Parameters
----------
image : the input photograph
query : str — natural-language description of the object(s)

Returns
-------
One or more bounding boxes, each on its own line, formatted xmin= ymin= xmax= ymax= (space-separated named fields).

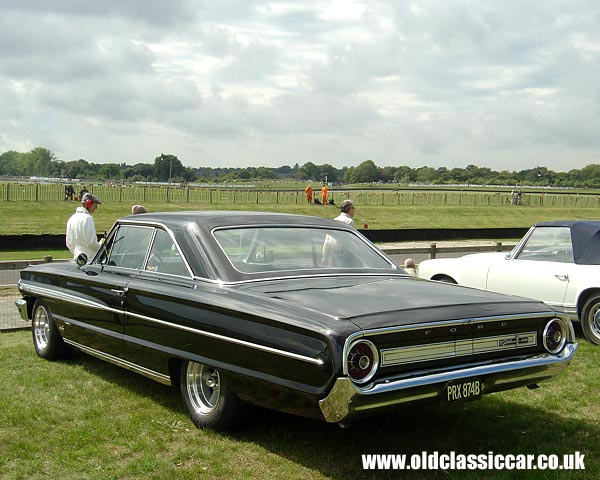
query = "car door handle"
xmin=554 ymin=274 xmax=569 ymax=281
xmin=111 ymin=288 xmax=127 ymax=296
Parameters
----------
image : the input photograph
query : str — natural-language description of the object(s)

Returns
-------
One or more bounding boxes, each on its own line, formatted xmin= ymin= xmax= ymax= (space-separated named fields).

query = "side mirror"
xmin=76 ymin=253 xmax=88 ymax=267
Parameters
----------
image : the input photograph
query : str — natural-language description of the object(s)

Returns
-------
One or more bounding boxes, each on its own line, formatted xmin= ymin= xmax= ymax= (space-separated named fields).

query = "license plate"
xmin=444 ymin=378 xmax=482 ymax=403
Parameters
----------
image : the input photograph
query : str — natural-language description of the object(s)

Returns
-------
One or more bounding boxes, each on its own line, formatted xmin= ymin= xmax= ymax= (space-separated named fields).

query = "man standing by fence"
xmin=66 ymin=193 xmax=102 ymax=262
xmin=321 ymin=183 xmax=328 ymax=205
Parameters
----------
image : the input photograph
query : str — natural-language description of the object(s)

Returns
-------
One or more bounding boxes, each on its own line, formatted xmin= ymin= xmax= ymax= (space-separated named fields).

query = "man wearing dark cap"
xmin=66 ymin=192 xmax=102 ymax=262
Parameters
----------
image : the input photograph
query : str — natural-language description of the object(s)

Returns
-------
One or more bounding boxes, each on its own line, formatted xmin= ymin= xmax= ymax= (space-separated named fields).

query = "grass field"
xmin=3 ymin=200 xmax=600 ymax=234
xmin=1 ymin=329 xmax=597 ymax=479
xmin=2 ymin=199 xmax=600 ymax=261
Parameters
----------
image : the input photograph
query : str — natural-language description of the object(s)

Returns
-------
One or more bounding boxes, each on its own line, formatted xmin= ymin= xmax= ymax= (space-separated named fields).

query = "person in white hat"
xmin=66 ymin=192 xmax=102 ymax=262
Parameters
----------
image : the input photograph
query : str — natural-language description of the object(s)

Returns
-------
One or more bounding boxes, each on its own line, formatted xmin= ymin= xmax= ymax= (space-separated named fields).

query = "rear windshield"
xmin=213 ymin=226 xmax=395 ymax=274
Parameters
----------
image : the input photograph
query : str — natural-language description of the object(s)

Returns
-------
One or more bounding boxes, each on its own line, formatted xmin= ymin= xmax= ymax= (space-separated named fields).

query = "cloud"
xmin=1 ymin=0 xmax=599 ymax=171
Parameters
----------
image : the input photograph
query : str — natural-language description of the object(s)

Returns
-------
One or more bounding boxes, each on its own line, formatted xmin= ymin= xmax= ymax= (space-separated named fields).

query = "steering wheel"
xmin=147 ymin=252 xmax=165 ymax=271
xmin=118 ymin=246 xmax=148 ymax=269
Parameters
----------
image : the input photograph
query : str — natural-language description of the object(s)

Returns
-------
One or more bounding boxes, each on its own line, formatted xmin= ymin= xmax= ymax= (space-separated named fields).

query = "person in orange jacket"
xmin=321 ymin=183 xmax=328 ymax=205
xmin=305 ymin=184 xmax=313 ymax=204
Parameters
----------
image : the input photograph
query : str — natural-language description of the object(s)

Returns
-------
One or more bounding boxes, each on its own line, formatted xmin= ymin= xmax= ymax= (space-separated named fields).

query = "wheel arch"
xmin=430 ymin=273 xmax=458 ymax=284
xmin=576 ymin=287 xmax=600 ymax=319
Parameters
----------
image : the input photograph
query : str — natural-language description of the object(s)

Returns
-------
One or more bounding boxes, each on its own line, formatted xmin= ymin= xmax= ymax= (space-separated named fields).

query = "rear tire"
xmin=180 ymin=360 xmax=247 ymax=431
xmin=31 ymin=300 xmax=70 ymax=360
xmin=581 ymin=294 xmax=600 ymax=345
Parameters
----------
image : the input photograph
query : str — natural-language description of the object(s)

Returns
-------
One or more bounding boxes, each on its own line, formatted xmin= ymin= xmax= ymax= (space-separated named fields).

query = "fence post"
xmin=430 ymin=243 xmax=437 ymax=259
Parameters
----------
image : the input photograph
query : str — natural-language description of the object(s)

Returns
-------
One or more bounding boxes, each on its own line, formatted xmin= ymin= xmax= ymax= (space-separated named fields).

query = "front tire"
xmin=31 ymin=300 xmax=70 ymax=360
xmin=581 ymin=294 xmax=600 ymax=345
xmin=180 ymin=360 xmax=246 ymax=431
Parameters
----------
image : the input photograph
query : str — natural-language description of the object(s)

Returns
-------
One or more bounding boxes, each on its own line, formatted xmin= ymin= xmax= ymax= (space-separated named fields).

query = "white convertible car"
xmin=418 ymin=221 xmax=600 ymax=345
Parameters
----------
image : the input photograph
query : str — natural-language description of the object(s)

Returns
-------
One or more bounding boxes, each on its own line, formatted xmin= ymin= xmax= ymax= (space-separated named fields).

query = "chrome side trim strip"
xmin=380 ymin=332 xmax=537 ymax=366
xmin=63 ymin=339 xmax=172 ymax=385
xmin=21 ymin=284 xmax=111 ymax=311
xmin=19 ymin=282 xmax=323 ymax=366
xmin=123 ymin=310 xmax=324 ymax=366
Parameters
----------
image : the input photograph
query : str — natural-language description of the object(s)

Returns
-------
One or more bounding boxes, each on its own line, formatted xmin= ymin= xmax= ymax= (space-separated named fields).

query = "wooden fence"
xmin=2 ymin=183 xmax=600 ymax=207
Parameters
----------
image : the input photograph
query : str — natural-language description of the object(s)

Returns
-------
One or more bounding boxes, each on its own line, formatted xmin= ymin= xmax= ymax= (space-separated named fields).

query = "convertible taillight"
xmin=543 ymin=318 xmax=567 ymax=354
xmin=346 ymin=340 xmax=378 ymax=384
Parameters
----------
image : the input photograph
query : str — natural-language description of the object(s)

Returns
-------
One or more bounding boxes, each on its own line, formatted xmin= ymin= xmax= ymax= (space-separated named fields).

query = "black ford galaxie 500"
xmin=16 ymin=211 xmax=577 ymax=430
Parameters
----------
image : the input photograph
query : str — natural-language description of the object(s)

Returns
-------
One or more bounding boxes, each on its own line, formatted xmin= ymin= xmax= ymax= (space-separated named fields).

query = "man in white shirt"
xmin=322 ymin=199 xmax=357 ymax=265
xmin=333 ymin=199 xmax=356 ymax=228
xmin=66 ymin=193 xmax=102 ymax=262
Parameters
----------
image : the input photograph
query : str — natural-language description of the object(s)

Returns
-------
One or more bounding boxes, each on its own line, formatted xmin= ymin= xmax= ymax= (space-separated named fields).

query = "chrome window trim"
xmin=99 ymin=223 xmax=195 ymax=279
xmin=19 ymin=282 xmax=323 ymax=366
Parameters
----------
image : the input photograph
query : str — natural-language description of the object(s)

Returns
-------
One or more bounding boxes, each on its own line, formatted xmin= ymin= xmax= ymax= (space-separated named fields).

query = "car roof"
xmin=121 ymin=210 xmax=348 ymax=230
xmin=115 ymin=210 xmax=381 ymax=281
xmin=534 ymin=220 xmax=600 ymax=265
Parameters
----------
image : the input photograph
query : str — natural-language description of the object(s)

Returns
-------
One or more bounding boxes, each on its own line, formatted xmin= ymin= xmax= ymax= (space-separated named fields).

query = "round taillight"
xmin=543 ymin=319 xmax=567 ymax=354
xmin=346 ymin=340 xmax=378 ymax=384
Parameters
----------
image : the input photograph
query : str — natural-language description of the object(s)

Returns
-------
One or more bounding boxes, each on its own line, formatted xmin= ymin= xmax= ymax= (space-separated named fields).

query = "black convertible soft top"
xmin=535 ymin=220 xmax=600 ymax=265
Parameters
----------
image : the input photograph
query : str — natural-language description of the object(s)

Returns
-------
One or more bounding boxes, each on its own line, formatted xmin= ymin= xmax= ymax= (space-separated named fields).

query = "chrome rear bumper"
xmin=319 ymin=342 xmax=577 ymax=423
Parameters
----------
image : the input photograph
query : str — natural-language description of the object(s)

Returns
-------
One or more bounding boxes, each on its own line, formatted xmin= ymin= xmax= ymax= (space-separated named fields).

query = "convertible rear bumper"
xmin=319 ymin=342 xmax=578 ymax=423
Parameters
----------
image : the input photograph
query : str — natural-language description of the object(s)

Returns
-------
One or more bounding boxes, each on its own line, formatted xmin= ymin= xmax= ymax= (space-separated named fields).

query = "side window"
xmin=102 ymin=225 xmax=154 ymax=270
xmin=146 ymin=229 xmax=189 ymax=276
xmin=516 ymin=227 xmax=573 ymax=263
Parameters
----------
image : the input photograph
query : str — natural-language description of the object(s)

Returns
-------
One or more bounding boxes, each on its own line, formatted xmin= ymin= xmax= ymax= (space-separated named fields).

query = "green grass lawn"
xmin=2 ymin=200 xmax=600 ymax=260
xmin=3 ymin=200 xmax=600 ymax=234
xmin=1 ymin=330 xmax=597 ymax=479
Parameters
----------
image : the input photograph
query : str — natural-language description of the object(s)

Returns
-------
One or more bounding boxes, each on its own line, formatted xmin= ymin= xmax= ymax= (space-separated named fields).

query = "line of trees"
xmin=2 ymin=148 xmax=600 ymax=188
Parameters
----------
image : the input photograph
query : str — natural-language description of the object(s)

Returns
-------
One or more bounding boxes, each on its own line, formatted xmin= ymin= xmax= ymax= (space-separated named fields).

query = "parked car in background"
xmin=16 ymin=212 xmax=577 ymax=431
xmin=418 ymin=220 xmax=600 ymax=345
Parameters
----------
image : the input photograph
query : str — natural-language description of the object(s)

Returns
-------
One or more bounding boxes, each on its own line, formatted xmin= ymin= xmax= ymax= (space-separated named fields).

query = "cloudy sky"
xmin=1 ymin=0 xmax=599 ymax=172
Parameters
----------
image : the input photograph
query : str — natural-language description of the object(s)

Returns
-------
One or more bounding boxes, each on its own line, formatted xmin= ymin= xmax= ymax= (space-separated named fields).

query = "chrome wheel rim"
xmin=591 ymin=308 xmax=600 ymax=340
xmin=186 ymin=362 xmax=220 ymax=415
xmin=33 ymin=306 xmax=50 ymax=350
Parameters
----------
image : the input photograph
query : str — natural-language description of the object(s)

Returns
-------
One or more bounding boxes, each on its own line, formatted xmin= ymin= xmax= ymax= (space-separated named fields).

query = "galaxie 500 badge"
xmin=444 ymin=378 xmax=482 ymax=403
